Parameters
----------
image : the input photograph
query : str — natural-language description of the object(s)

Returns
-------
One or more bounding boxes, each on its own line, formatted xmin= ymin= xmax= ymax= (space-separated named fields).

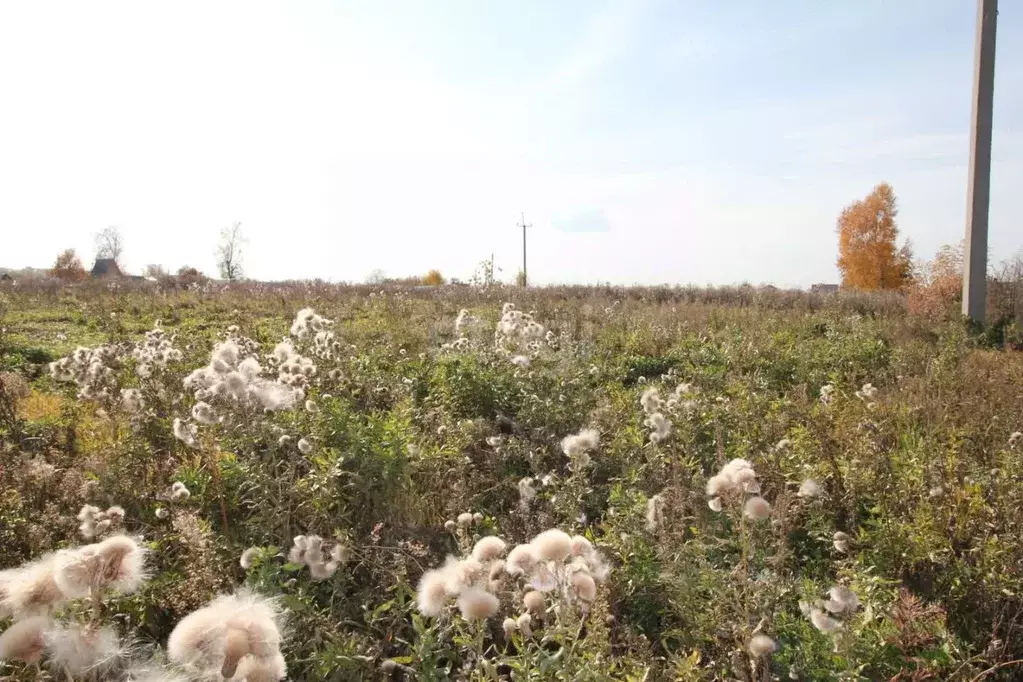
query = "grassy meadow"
xmin=1 ymin=282 xmax=1022 ymax=681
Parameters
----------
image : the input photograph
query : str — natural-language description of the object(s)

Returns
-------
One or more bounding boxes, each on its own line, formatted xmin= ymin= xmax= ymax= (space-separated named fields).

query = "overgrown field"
xmin=1 ymin=284 xmax=1022 ymax=681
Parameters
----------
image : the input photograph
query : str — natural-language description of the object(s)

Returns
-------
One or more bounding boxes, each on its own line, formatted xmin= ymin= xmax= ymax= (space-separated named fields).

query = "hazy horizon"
xmin=2 ymin=1 xmax=1021 ymax=287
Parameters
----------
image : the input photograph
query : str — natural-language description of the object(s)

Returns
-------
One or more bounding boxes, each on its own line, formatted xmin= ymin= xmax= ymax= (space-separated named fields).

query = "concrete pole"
xmin=963 ymin=0 xmax=997 ymax=322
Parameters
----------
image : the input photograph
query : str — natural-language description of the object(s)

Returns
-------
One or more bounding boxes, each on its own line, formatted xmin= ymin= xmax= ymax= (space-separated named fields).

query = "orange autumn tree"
xmin=836 ymin=183 xmax=913 ymax=290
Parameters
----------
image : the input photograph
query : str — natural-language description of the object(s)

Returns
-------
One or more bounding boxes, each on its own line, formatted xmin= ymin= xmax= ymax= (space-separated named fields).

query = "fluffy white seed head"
xmin=743 ymin=496 xmax=772 ymax=521
xmin=167 ymin=589 xmax=283 ymax=679
xmin=54 ymin=535 xmax=148 ymax=598
xmin=502 ymin=617 xmax=517 ymax=638
xmin=416 ymin=570 xmax=449 ymax=617
xmin=456 ymin=512 xmax=473 ymax=528
xmin=571 ymin=571 xmax=597 ymax=602
xmin=832 ymin=531 xmax=852 ymax=553
xmin=506 ymin=544 xmax=538 ymax=577
xmin=809 ymin=607 xmax=842 ymax=633
xmin=171 ymin=481 xmax=191 ymax=501
xmin=297 ymin=438 xmax=312 ymax=454
xmin=523 ymin=590 xmax=545 ymax=614
xmin=824 ymin=586 xmax=859 ymax=614
xmin=0 ymin=615 xmax=50 ymax=663
xmin=240 ymin=547 xmax=261 ymax=570
xmin=798 ymin=479 xmax=823 ymax=498
xmin=747 ymin=634 xmax=777 ymax=657
xmin=43 ymin=623 xmax=124 ymax=676
xmin=531 ymin=529 xmax=572 ymax=562
xmin=471 ymin=536 xmax=507 ymax=562
xmin=456 ymin=587 xmax=499 ymax=620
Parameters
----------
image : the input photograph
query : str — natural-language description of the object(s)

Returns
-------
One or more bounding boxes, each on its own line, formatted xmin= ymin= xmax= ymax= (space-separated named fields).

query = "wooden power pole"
xmin=963 ymin=0 xmax=998 ymax=322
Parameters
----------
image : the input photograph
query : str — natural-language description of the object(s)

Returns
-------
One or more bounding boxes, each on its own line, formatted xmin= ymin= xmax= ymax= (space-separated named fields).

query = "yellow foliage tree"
xmin=836 ymin=183 xmax=913 ymax=290
xmin=50 ymin=248 xmax=88 ymax=282
xmin=422 ymin=269 xmax=444 ymax=286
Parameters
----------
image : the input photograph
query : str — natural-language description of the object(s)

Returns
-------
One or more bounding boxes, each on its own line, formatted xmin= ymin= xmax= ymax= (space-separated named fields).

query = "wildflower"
xmin=155 ymin=507 xmax=169 ymax=519
xmin=0 ymin=615 xmax=49 ymax=663
xmin=171 ymin=482 xmax=191 ymax=501
xmin=457 ymin=587 xmax=499 ymax=620
xmin=645 ymin=494 xmax=665 ymax=531
xmin=444 ymin=520 xmax=456 ymax=532
xmin=502 ymin=617 xmax=517 ymax=638
xmin=471 ymin=537 xmax=507 ymax=562
xmin=707 ymin=497 xmax=723 ymax=512
xmin=809 ymin=607 xmax=842 ymax=633
xmin=240 ymin=547 xmax=261 ymax=570
xmin=824 ymin=586 xmax=859 ymax=614
xmin=819 ymin=383 xmax=835 ymax=405
xmin=1010 ymin=431 xmax=1022 ymax=448
xmin=506 ymin=544 xmax=538 ymax=577
xmin=305 ymin=400 xmax=318 ymax=414
xmin=798 ymin=479 xmax=823 ymax=498
xmin=43 ymin=623 xmax=124 ymax=676
xmin=743 ymin=496 xmax=772 ymax=521
xmin=531 ymin=529 xmax=572 ymax=562
xmin=54 ymin=535 xmax=148 ymax=598
xmin=167 ymin=588 xmax=284 ymax=679
xmin=523 ymin=590 xmax=545 ymax=614
xmin=297 ymin=438 xmax=312 ymax=454
xmin=172 ymin=418 xmax=199 ymax=448
xmin=473 ymin=512 xmax=484 ymax=524
xmin=832 ymin=531 xmax=852 ymax=553
xmin=277 ymin=435 xmax=292 ymax=447
xmin=456 ymin=512 xmax=473 ymax=528
xmin=748 ymin=633 xmax=777 ymax=657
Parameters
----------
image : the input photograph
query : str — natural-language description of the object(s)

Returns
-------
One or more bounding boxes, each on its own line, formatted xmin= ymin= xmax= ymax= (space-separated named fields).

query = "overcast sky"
xmin=1 ymin=0 xmax=1021 ymax=286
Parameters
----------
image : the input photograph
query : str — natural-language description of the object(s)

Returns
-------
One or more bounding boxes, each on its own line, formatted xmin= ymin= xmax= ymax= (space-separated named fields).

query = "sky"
xmin=1 ymin=0 xmax=1021 ymax=287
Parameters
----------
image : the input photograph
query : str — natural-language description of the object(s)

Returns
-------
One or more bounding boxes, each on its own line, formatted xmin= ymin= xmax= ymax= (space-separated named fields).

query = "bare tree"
xmin=216 ymin=222 xmax=246 ymax=281
xmin=143 ymin=264 xmax=168 ymax=279
xmin=94 ymin=226 xmax=124 ymax=264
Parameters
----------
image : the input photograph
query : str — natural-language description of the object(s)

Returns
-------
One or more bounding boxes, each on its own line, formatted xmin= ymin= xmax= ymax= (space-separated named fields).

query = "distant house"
xmin=0 ymin=272 xmax=13 ymax=283
xmin=91 ymin=258 xmax=123 ymax=278
xmin=811 ymin=283 xmax=840 ymax=294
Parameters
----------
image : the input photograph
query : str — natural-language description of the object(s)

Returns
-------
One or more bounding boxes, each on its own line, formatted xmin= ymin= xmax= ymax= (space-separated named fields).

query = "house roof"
xmin=91 ymin=258 xmax=122 ymax=277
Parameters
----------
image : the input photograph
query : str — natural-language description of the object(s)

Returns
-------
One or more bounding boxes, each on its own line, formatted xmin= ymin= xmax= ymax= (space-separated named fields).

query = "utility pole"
xmin=518 ymin=212 xmax=531 ymax=287
xmin=963 ymin=0 xmax=998 ymax=322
